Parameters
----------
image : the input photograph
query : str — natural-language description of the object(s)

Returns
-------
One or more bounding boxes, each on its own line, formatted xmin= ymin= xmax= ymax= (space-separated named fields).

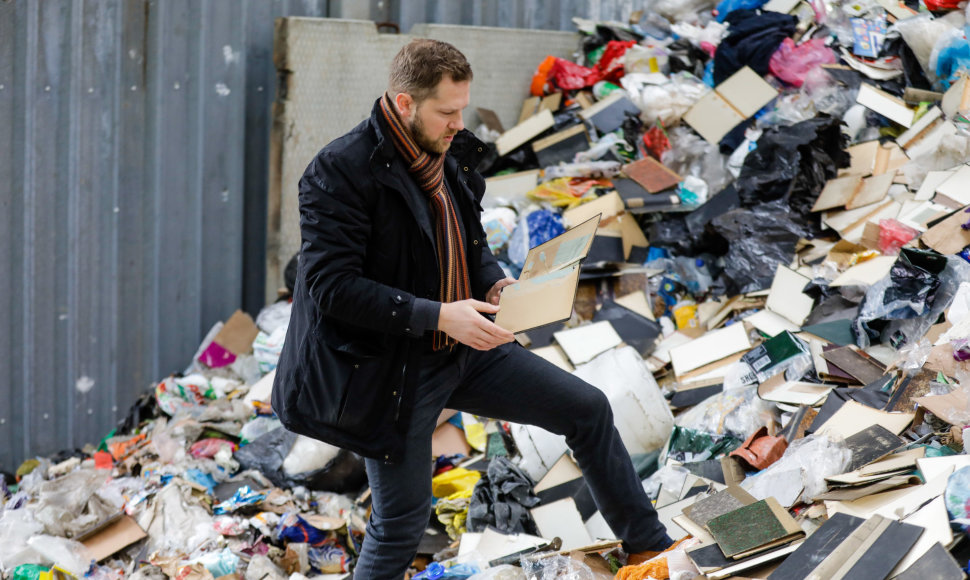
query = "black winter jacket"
xmin=272 ymin=99 xmax=505 ymax=462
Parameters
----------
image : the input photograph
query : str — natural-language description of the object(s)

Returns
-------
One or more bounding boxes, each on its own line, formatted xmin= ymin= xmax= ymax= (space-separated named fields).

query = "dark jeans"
xmin=352 ymin=342 xmax=667 ymax=579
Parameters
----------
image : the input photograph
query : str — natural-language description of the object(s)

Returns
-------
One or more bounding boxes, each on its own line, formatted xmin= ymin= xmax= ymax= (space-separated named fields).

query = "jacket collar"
xmin=368 ymin=97 xmax=488 ymax=169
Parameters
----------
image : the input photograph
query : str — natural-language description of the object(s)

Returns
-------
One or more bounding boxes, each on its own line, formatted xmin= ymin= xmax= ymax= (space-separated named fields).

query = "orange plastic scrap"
xmin=109 ymin=432 xmax=147 ymax=461
xmin=615 ymin=557 xmax=669 ymax=580
xmin=526 ymin=177 xmax=611 ymax=208
xmin=530 ymin=55 xmax=557 ymax=96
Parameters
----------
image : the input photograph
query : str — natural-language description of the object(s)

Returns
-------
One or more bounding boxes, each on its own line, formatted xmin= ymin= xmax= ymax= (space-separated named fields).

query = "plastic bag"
xmin=413 ymin=561 xmax=484 ymax=579
xmin=661 ymin=426 xmax=744 ymax=465
xmin=878 ymin=219 xmax=919 ymax=255
xmin=901 ymin=132 xmax=970 ymax=191
xmin=25 ymin=535 xmax=94 ymax=577
xmin=674 ymin=385 xmax=777 ymax=440
xmin=550 ymin=58 xmax=598 ymax=91
xmin=243 ymin=554 xmax=287 ymax=580
xmin=945 ymin=465 xmax=970 ymax=531
xmin=253 ymin=326 xmax=287 ymax=374
xmin=481 ymin=207 xmax=518 ymax=253
xmin=711 ymin=202 xmax=806 ymax=294
xmin=191 ymin=548 xmax=239 ymax=578
xmin=932 ymin=28 xmax=970 ymax=89
xmin=855 ymin=251 xmax=970 ymax=348
xmin=520 ymin=554 xmax=593 ymax=580
xmin=0 ymin=509 xmax=45 ymax=574
xmin=189 ymin=438 xmax=237 ymax=459
xmin=255 ymin=300 xmax=291 ymax=335
xmin=661 ymin=125 xmax=734 ymax=196
xmin=654 ymin=0 xmax=717 ymax=22
xmin=234 ymin=428 xmax=366 ymax=493
xmin=769 ymin=38 xmax=837 ymax=88
xmin=895 ymin=13 xmax=958 ymax=84
xmin=741 ymin=433 xmax=851 ymax=503
xmin=467 ymin=565 xmax=526 ymax=580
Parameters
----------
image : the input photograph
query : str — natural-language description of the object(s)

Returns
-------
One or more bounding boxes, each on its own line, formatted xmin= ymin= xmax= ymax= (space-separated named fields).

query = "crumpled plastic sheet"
xmin=662 ymin=125 xmax=734 ymax=196
xmin=234 ymin=428 xmax=366 ymax=493
xmin=467 ymin=564 xmax=526 ymax=579
xmin=673 ymin=385 xmax=777 ymax=441
xmin=894 ymin=13 xmax=958 ymax=85
xmin=855 ymin=251 xmax=970 ymax=348
xmin=901 ymin=131 xmax=970 ymax=191
xmin=642 ymin=463 xmax=690 ymax=501
xmin=711 ymin=201 xmax=806 ymax=295
xmin=135 ymin=482 xmax=223 ymax=557
xmin=768 ymin=38 xmax=837 ymax=88
xmin=945 ymin=465 xmax=970 ymax=531
xmin=24 ymin=536 xmax=94 ymax=577
xmin=741 ymin=433 xmax=852 ymax=503
xmin=0 ymin=509 xmax=45 ymax=574
xmin=930 ymin=27 xmax=970 ymax=89
xmin=624 ymin=72 xmax=709 ymax=126
xmin=32 ymin=469 xmax=112 ymax=537
xmin=467 ymin=456 xmax=540 ymax=536
xmin=734 ymin=115 xmax=848 ymax=219
xmin=520 ymin=554 xmax=593 ymax=580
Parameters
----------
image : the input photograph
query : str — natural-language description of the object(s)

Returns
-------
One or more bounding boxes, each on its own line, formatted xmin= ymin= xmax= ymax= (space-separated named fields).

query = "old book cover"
xmin=767 ymin=513 xmax=865 ymax=579
xmin=707 ymin=497 xmax=804 ymax=559
xmin=683 ymin=485 xmax=757 ymax=530
xmin=623 ymin=156 xmax=682 ymax=194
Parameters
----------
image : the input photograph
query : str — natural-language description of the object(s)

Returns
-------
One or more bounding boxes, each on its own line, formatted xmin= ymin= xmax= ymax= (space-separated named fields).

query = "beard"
xmin=408 ymin=111 xmax=454 ymax=155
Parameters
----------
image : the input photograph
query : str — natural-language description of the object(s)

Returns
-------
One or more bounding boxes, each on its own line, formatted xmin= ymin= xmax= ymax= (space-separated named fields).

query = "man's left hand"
xmin=485 ymin=277 xmax=517 ymax=306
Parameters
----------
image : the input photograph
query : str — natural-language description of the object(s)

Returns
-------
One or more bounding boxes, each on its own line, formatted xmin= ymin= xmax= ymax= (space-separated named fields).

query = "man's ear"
xmin=393 ymin=92 xmax=415 ymax=121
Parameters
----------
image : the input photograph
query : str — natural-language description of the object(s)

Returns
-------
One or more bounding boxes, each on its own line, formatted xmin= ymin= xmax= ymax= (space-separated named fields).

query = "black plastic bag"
xmin=234 ymin=427 xmax=367 ymax=493
xmin=467 ymin=456 xmax=540 ymax=535
xmin=711 ymin=201 xmax=806 ymax=294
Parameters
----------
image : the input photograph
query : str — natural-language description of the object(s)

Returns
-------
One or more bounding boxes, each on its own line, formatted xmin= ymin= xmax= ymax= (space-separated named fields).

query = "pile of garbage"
xmin=11 ymin=0 xmax=970 ymax=577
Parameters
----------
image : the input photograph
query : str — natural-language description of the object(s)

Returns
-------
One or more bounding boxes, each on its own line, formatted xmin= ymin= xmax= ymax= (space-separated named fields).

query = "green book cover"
xmin=707 ymin=497 xmax=804 ymax=559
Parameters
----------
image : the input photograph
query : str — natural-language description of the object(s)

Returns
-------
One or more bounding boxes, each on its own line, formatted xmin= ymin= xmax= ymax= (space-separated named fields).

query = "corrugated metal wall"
xmin=0 ymin=0 xmax=643 ymax=472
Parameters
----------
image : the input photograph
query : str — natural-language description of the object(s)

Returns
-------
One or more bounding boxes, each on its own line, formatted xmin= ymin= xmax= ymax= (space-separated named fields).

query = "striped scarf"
xmin=379 ymin=93 xmax=472 ymax=350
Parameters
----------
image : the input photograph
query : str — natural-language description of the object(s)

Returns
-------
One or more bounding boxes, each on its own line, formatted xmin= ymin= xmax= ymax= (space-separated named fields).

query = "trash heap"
xmin=10 ymin=0 xmax=970 ymax=578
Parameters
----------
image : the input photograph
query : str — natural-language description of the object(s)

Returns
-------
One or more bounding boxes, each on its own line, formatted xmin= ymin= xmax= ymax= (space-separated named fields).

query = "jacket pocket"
xmin=295 ymin=338 xmax=394 ymax=439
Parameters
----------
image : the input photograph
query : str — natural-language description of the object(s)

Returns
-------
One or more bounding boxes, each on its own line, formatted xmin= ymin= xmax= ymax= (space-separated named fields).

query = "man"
xmin=272 ymin=39 xmax=671 ymax=579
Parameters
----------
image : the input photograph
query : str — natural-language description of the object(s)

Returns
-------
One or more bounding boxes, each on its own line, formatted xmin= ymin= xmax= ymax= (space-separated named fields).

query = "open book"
xmin=494 ymin=215 xmax=601 ymax=334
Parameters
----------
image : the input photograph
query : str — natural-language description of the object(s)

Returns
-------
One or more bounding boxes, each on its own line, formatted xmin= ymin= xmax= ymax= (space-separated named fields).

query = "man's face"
xmin=402 ymin=76 xmax=470 ymax=155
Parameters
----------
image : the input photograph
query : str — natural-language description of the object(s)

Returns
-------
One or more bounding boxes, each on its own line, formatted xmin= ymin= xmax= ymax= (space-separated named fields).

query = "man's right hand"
xmin=437 ymin=299 xmax=515 ymax=351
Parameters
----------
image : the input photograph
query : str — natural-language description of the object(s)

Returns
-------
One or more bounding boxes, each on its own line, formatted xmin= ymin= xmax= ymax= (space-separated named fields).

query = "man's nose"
xmin=449 ymin=113 xmax=464 ymax=132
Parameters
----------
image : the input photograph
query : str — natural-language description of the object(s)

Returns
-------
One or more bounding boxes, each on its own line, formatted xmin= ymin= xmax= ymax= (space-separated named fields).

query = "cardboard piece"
xmin=613 ymin=177 xmax=683 ymax=211
xmin=457 ymin=529 xmax=548 ymax=566
xmin=707 ymin=497 xmax=805 ymax=559
xmin=767 ymin=513 xmax=865 ymax=580
xmin=77 ymin=513 xmax=148 ymax=562
xmin=897 ymin=108 xmax=956 ymax=161
xmin=942 ymin=75 xmax=970 ymax=119
xmin=622 ymin=156 xmax=683 ymax=194
xmin=765 ymin=265 xmax=814 ymax=327
xmin=495 ymin=215 xmax=600 ymax=334
xmin=530 ymin=498 xmax=593 ymax=551
xmin=578 ymin=92 xmax=642 ymax=134
xmin=687 ymin=540 xmax=800 ymax=579
xmin=933 ymin=165 xmax=970 ymax=207
xmin=813 ymin=175 xmax=863 ymax=212
xmin=821 ymin=346 xmax=886 ymax=385
xmin=894 ymin=541 xmax=967 ymax=580
xmin=215 ymin=310 xmax=260 ymax=355
xmin=815 ymin=475 xmax=922 ymax=501
xmin=892 ymin=496 xmax=955 ymax=574
xmin=793 ymin=515 xmax=922 ymax=580
xmin=562 ymin=193 xmax=648 ymax=263
xmin=484 ymin=170 xmax=541 ymax=206
xmin=857 ymin=83 xmax=915 ymax=127
xmin=822 ymin=199 xmax=900 ymax=244
xmin=846 ymin=172 xmax=895 ymax=210
xmin=495 ymin=108 xmax=554 ymax=156
xmin=757 ymin=375 xmax=831 ymax=406
xmin=817 ymin=400 xmax=914 ymax=438
xmin=530 ymin=345 xmax=573 ymax=372
xmin=917 ymin=455 xmax=970 ymax=482
xmin=829 ymin=256 xmax=896 ymax=287
xmin=669 ymin=323 xmax=752 ymax=378
xmin=476 ymin=107 xmax=505 ymax=134
xmin=613 ymin=290 xmax=655 ymax=321
xmin=553 ymin=321 xmax=622 ymax=366
xmin=532 ymin=124 xmax=590 ymax=168
xmin=682 ymin=66 xmax=777 ymax=144
xmin=915 ymin=169 xmax=955 ymax=202
xmin=913 ymin=389 xmax=970 ymax=426
xmin=592 ymin=301 xmax=661 ymax=357
xmin=746 ymin=310 xmax=801 ymax=337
